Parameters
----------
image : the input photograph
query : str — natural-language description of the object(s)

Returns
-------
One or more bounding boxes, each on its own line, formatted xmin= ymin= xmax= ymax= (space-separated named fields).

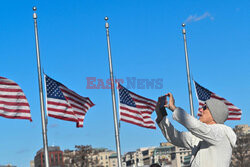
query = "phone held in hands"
xmin=155 ymin=95 xmax=168 ymax=123
xmin=159 ymin=95 xmax=166 ymax=108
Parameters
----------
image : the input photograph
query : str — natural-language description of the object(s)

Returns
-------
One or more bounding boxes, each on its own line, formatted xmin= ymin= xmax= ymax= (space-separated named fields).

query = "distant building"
xmin=141 ymin=147 xmax=156 ymax=165
xmin=95 ymin=149 xmax=116 ymax=167
xmin=122 ymin=142 xmax=191 ymax=167
xmin=182 ymin=154 xmax=192 ymax=167
xmin=122 ymin=147 xmax=156 ymax=167
xmin=63 ymin=149 xmax=77 ymax=166
xmin=153 ymin=143 xmax=191 ymax=167
xmin=34 ymin=146 xmax=64 ymax=167
xmin=177 ymin=146 xmax=191 ymax=165
xmin=63 ymin=147 xmax=118 ymax=167
xmin=152 ymin=145 xmax=174 ymax=166
xmin=160 ymin=142 xmax=173 ymax=147
xmin=109 ymin=153 xmax=118 ymax=167
xmin=122 ymin=151 xmax=136 ymax=167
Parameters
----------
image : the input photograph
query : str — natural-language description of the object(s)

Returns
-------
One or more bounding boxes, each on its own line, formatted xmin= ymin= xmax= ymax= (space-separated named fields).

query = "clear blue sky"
xmin=0 ymin=0 xmax=249 ymax=166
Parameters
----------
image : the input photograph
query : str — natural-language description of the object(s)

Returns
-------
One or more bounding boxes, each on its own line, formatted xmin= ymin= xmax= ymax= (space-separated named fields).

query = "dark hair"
xmin=150 ymin=163 xmax=161 ymax=167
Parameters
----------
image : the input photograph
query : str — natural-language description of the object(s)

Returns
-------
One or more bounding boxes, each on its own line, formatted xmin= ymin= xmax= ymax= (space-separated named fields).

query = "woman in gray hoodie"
xmin=156 ymin=93 xmax=237 ymax=167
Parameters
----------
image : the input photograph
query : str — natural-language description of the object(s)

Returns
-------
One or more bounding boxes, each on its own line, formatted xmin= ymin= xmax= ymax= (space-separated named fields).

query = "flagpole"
xmin=33 ymin=7 xmax=50 ymax=167
xmin=104 ymin=16 xmax=122 ymax=167
xmin=182 ymin=23 xmax=195 ymax=117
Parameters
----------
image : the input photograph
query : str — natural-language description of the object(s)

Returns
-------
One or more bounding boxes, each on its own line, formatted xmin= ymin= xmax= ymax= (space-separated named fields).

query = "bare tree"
xmin=231 ymin=127 xmax=250 ymax=167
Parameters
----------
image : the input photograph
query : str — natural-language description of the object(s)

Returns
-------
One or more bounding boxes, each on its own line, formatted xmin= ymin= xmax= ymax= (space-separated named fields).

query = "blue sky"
xmin=0 ymin=0 xmax=249 ymax=166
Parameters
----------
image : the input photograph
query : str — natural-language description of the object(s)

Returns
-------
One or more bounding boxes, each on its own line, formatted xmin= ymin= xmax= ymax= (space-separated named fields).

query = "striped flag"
xmin=0 ymin=77 xmax=32 ymax=121
xmin=194 ymin=81 xmax=242 ymax=120
xmin=118 ymin=83 xmax=157 ymax=129
xmin=45 ymin=75 xmax=94 ymax=127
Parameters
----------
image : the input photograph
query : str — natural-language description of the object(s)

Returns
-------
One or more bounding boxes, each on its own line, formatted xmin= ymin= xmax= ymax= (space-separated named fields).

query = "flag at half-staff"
xmin=118 ymin=83 xmax=157 ymax=129
xmin=45 ymin=75 xmax=94 ymax=127
xmin=194 ymin=81 xmax=242 ymax=120
xmin=0 ymin=76 xmax=32 ymax=121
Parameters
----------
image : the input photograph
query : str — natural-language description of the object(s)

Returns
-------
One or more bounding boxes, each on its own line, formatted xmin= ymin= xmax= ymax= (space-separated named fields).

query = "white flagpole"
xmin=104 ymin=16 xmax=122 ymax=167
xmin=33 ymin=7 xmax=50 ymax=167
xmin=182 ymin=23 xmax=195 ymax=117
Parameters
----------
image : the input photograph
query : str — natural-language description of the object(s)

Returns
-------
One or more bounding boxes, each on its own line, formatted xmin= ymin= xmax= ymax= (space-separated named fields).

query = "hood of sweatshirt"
xmin=222 ymin=125 xmax=237 ymax=147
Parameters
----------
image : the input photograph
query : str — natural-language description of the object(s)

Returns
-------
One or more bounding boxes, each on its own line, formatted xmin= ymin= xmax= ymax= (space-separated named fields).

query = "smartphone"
xmin=159 ymin=95 xmax=166 ymax=108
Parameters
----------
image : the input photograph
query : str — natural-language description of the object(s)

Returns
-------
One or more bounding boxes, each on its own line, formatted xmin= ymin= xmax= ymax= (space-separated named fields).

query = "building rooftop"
xmin=36 ymin=146 xmax=61 ymax=155
xmin=109 ymin=153 xmax=118 ymax=158
xmin=124 ymin=151 xmax=136 ymax=155
xmin=153 ymin=146 xmax=175 ymax=156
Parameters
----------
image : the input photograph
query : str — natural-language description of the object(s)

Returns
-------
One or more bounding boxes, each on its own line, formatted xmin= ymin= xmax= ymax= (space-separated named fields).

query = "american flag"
xmin=0 ymin=77 xmax=32 ymax=121
xmin=118 ymin=83 xmax=157 ymax=129
xmin=194 ymin=81 xmax=242 ymax=120
xmin=45 ymin=75 xmax=94 ymax=127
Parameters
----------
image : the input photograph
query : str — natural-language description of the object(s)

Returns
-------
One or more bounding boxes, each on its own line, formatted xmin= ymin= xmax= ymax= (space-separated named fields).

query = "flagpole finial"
xmin=33 ymin=6 xmax=37 ymax=19
xmin=182 ymin=23 xmax=186 ymax=34
xmin=105 ymin=16 xmax=109 ymax=29
xmin=33 ymin=6 xmax=37 ymax=11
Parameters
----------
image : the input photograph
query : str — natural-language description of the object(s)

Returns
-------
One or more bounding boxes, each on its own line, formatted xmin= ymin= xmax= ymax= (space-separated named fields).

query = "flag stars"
xmin=45 ymin=76 xmax=65 ymax=100
xmin=119 ymin=86 xmax=136 ymax=107
xmin=195 ymin=82 xmax=211 ymax=101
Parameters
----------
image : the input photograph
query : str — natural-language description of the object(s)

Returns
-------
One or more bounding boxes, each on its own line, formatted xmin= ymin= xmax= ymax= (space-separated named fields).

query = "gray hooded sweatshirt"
xmin=158 ymin=107 xmax=237 ymax=167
